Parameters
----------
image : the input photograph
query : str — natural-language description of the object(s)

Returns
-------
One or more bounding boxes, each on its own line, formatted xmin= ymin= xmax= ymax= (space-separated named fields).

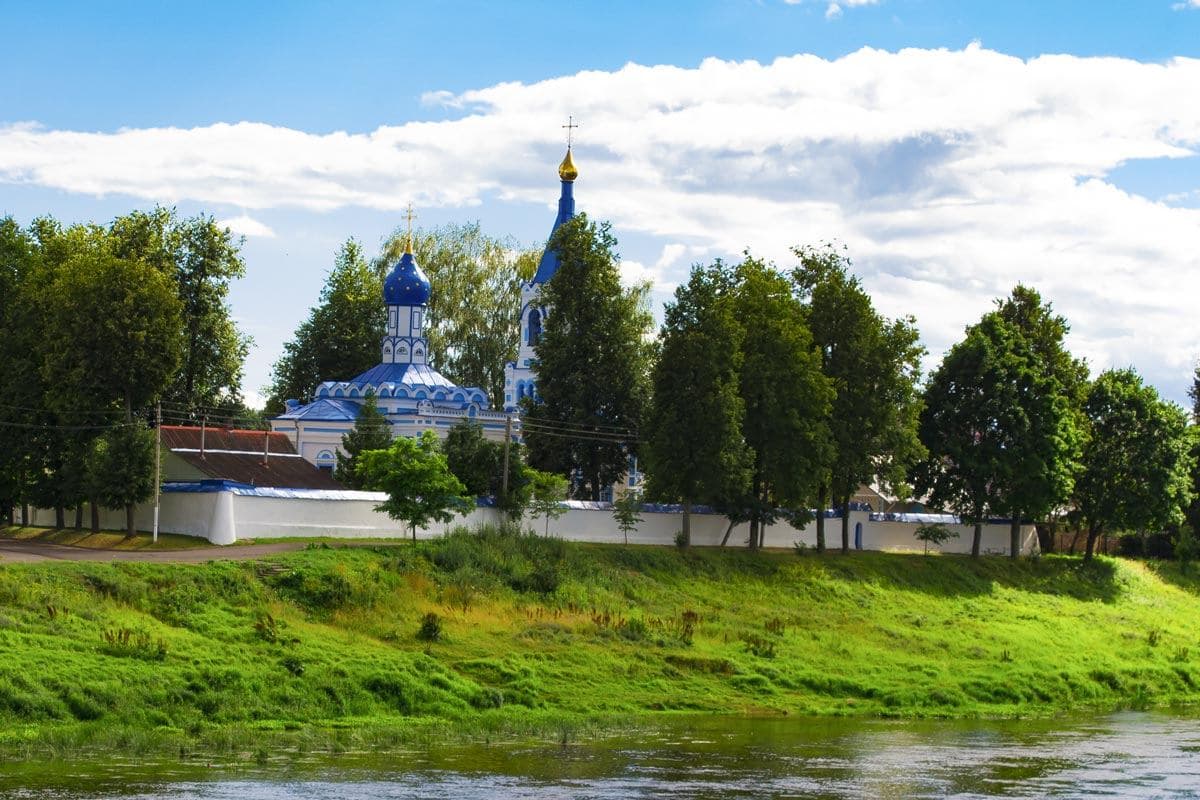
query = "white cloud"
xmin=2 ymin=46 xmax=1200 ymax=401
xmin=1173 ymin=0 xmax=1200 ymax=9
xmin=218 ymin=214 xmax=276 ymax=239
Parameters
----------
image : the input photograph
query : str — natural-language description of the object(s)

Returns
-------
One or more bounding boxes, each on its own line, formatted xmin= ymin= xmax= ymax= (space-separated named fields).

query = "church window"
xmin=528 ymin=309 xmax=542 ymax=345
xmin=413 ymin=310 xmax=423 ymax=333
xmin=398 ymin=344 xmax=409 ymax=358
xmin=414 ymin=347 xmax=424 ymax=361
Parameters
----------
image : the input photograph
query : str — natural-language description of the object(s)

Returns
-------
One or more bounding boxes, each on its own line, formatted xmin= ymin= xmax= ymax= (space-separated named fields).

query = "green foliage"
xmin=267 ymin=238 xmax=383 ymax=413
xmin=358 ymin=431 xmax=473 ymax=537
xmin=916 ymin=308 xmax=1077 ymax=558
xmin=528 ymin=469 xmax=568 ymax=536
xmin=734 ymin=256 xmax=834 ymax=548
xmin=108 ymin=207 xmax=251 ymax=410
xmin=793 ymin=243 xmax=925 ymax=553
xmin=612 ymin=491 xmax=644 ymax=545
xmin=443 ymin=418 xmax=499 ymax=497
xmin=85 ymin=423 xmax=158 ymax=535
xmin=375 ymin=222 xmax=530 ymax=408
xmin=334 ymin=388 xmax=393 ymax=489
xmin=914 ymin=523 xmax=959 ymax=554
xmin=1 ymin=542 xmax=1200 ymax=755
xmin=524 ymin=214 xmax=653 ymax=500
xmin=1073 ymin=369 xmax=1194 ymax=559
xmin=417 ymin=612 xmax=443 ymax=642
xmin=645 ymin=261 xmax=752 ymax=546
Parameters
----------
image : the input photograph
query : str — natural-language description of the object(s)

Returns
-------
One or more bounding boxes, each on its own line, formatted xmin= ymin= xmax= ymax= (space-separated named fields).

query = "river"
xmin=3 ymin=711 xmax=1198 ymax=798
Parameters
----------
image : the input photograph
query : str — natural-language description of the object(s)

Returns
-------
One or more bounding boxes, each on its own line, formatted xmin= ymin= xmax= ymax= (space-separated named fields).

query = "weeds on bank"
xmin=0 ymin=524 xmax=1198 ymax=758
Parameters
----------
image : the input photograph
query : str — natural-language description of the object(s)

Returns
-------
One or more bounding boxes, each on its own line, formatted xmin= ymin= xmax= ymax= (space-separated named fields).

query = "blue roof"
xmin=532 ymin=179 xmax=575 ymax=284
xmin=383 ymin=251 xmax=431 ymax=306
xmin=349 ymin=362 xmax=458 ymax=388
xmin=274 ymin=397 xmax=361 ymax=422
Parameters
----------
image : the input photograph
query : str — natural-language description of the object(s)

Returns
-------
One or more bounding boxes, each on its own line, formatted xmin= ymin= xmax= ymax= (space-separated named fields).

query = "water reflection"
xmin=3 ymin=711 xmax=1199 ymax=799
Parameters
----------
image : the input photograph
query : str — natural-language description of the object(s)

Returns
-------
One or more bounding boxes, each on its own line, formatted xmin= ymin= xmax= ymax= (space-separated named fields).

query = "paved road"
xmin=0 ymin=539 xmax=310 ymax=564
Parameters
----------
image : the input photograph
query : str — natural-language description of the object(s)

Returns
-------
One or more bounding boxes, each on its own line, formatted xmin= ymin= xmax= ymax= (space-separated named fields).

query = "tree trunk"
xmin=972 ymin=521 xmax=982 ymax=558
xmin=720 ymin=519 xmax=736 ymax=547
xmin=21 ymin=504 xmax=29 ymax=526
xmin=1068 ymin=528 xmax=1081 ymax=555
xmin=124 ymin=504 xmax=135 ymax=538
xmin=840 ymin=497 xmax=851 ymax=555
xmin=1010 ymin=517 xmax=1021 ymax=559
xmin=748 ymin=516 xmax=759 ymax=551
xmin=74 ymin=504 xmax=83 ymax=531
xmin=90 ymin=502 xmax=100 ymax=533
xmin=681 ymin=500 xmax=691 ymax=547
xmin=412 ymin=522 xmax=417 ymax=544
xmin=1084 ymin=524 xmax=1101 ymax=561
xmin=815 ymin=483 xmax=827 ymax=554
xmin=54 ymin=506 xmax=65 ymax=530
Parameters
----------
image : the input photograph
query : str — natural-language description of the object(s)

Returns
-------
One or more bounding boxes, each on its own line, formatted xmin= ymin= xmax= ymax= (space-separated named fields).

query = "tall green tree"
xmin=990 ymin=286 xmax=1083 ymax=558
xmin=1073 ymin=369 xmax=1193 ymax=560
xmin=733 ymin=256 xmax=834 ymax=550
xmin=86 ymin=423 xmax=158 ymax=538
xmin=0 ymin=217 xmax=39 ymax=525
xmin=375 ymin=222 xmax=531 ymax=408
xmin=443 ymin=418 xmax=499 ymax=497
xmin=792 ymin=243 xmax=925 ymax=554
xmin=334 ymin=388 xmax=393 ymax=489
xmin=358 ymin=430 xmax=473 ymax=541
xmin=109 ymin=207 xmax=250 ymax=410
xmin=43 ymin=243 xmax=183 ymax=535
xmin=267 ymin=239 xmax=384 ymax=413
xmin=644 ymin=261 xmax=751 ymax=546
xmin=523 ymin=214 xmax=654 ymax=500
xmin=916 ymin=311 xmax=1074 ymax=558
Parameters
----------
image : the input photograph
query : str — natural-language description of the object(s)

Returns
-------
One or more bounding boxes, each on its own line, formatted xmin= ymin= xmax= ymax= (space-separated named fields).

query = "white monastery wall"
xmin=15 ymin=493 xmax=1036 ymax=555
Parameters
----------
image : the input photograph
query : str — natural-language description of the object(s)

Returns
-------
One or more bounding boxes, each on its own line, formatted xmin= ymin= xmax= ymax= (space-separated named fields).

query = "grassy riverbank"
xmin=1 ymin=525 xmax=1199 ymax=756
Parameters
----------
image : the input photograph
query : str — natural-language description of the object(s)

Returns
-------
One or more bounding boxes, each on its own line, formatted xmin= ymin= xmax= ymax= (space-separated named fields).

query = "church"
xmin=269 ymin=145 xmax=581 ymax=471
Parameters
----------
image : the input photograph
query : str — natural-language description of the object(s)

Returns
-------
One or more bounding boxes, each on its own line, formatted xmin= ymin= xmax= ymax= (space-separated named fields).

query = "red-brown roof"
xmin=161 ymin=426 xmax=343 ymax=490
xmin=161 ymin=425 xmax=297 ymax=454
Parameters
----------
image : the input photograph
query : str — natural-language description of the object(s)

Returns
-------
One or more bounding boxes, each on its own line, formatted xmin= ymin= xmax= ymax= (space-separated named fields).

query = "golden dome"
xmin=558 ymin=148 xmax=578 ymax=182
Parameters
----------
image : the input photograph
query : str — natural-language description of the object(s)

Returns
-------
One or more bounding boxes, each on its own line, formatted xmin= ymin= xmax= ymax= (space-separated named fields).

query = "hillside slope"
xmin=1 ymin=526 xmax=1198 ymax=754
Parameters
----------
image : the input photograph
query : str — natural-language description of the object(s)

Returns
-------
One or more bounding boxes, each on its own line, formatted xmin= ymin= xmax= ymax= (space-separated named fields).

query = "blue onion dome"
xmin=383 ymin=249 xmax=431 ymax=306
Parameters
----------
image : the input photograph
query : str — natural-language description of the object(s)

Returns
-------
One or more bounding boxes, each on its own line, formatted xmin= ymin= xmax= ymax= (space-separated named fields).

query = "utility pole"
xmin=200 ymin=414 xmax=207 ymax=459
xmin=501 ymin=414 xmax=512 ymax=511
xmin=153 ymin=401 xmax=161 ymax=544
xmin=263 ymin=426 xmax=270 ymax=464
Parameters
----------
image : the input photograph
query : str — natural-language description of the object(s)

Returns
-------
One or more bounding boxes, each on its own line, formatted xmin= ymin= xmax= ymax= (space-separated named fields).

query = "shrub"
xmin=417 ymin=612 xmax=443 ymax=642
xmin=100 ymin=628 xmax=168 ymax=661
xmin=619 ymin=617 xmax=649 ymax=642
xmin=741 ymin=633 xmax=776 ymax=658
xmin=674 ymin=531 xmax=688 ymax=549
xmin=914 ymin=523 xmax=959 ymax=554
xmin=281 ymin=655 xmax=305 ymax=676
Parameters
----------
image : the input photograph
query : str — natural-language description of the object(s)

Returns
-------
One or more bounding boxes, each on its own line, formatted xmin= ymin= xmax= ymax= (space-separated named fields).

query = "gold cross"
xmin=562 ymin=115 xmax=579 ymax=148
xmin=404 ymin=202 xmax=417 ymax=254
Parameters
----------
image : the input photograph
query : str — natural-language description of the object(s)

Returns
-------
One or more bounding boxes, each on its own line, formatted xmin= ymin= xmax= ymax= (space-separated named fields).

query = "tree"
xmin=793 ymin=243 xmax=925 ymax=554
xmin=86 ymin=423 xmax=158 ymax=538
xmin=443 ymin=418 xmax=498 ymax=497
xmin=914 ymin=523 xmax=959 ymax=555
xmin=375 ymin=222 xmax=531 ymax=408
xmin=109 ymin=207 xmax=251 ymax=410
xmin=357 ymin=431 xmax=473 ymax=541
xmin=523 ymin=214 xmax=654 ymax=500
xmin=1073 ymin=369 xmax=1193 ymax=560
xmin=42 ymin=242 xmax=183 ymax=535
xmin=0 ymin=217 xmax=39 ymax=525
xmin=612 ymin=490 xmax=644 ymax=546
xmin=992 ymin=286 xmax=1086 ymax=557
xmin=267 ymin=239 xmax=384 ymax=413
xmin=916 ymin=311 xmax=1075 ymax=558
xmin=733 ymin=256 xmax=834 ymax=550
xmin=644 ymin=261 xmax=751 ymax=546
xmin=528 ymin=470 xmax=568 ymax=536
xmin=334 ymin=388 xmax=393 ymax=489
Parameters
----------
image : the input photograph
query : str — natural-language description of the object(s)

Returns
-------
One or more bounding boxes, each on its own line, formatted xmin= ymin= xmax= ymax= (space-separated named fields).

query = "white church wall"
xmin=15 ymin=496 xmax=1036 ymax=555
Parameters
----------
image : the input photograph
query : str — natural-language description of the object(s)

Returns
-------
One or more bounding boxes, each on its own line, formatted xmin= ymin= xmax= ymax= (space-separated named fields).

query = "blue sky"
xmin=2 ymin=0 xmax=1199 ymax=407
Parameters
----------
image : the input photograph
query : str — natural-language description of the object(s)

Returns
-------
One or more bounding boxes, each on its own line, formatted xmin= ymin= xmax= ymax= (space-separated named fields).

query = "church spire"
xmin=531 ymin=119 xmax=579 ymax=285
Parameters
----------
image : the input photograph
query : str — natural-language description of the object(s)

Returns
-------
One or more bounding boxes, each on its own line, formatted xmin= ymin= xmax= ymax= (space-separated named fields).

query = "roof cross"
xmin=562 ymin=115 xmax=579 ymax=149
xmin=404 ymin=202 xmax=417 ymax=254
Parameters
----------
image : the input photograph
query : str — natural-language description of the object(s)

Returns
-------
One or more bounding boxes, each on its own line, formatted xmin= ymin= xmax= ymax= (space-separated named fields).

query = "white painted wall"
xmin=14 ymin=495 xmax=1037 ymax=555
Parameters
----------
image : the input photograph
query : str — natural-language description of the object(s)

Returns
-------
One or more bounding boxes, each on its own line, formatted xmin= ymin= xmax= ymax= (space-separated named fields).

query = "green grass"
xmin=1 ymin=523 xmax=1198 ymax=757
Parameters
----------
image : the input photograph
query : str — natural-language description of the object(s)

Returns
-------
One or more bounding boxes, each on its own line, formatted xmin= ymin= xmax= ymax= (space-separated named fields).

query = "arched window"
xmin=528 ymin=309 xmax=542 ymax=345
xmin=398 ymin=344 xmax=409 ymax=359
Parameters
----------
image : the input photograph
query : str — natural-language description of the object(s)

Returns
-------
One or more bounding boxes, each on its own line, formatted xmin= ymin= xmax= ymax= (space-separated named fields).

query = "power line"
xmin=519 ymin=414 xmax=636 ymax=434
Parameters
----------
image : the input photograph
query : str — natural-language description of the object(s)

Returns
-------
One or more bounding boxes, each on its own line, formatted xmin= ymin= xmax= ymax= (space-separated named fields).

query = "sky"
xmin=2 ymin=0 xmax=1199 ymax=409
